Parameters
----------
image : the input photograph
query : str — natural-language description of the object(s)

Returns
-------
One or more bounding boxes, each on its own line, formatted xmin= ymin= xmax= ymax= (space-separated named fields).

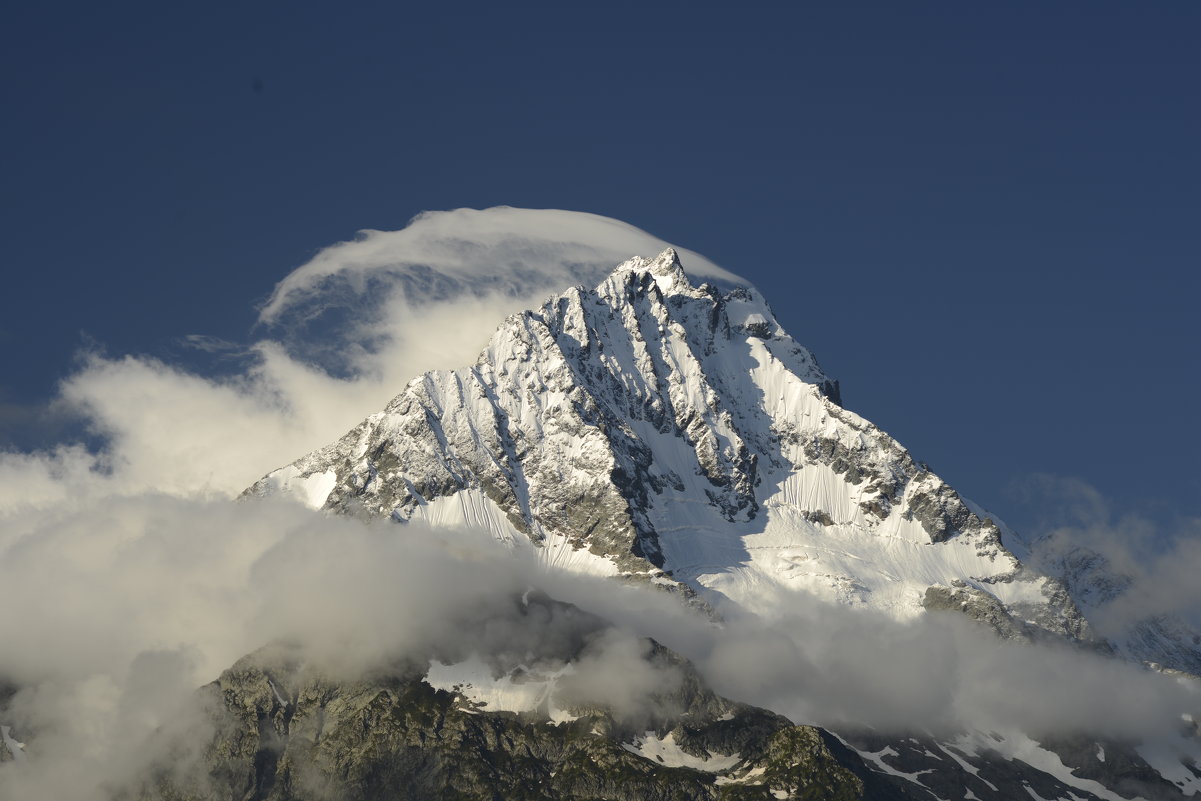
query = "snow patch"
xmin=425 ymin=655 xmax=576 ymax=719
xmin=620 ymin=730 xmax=740 ymax=772
xmin=715 ymin=764 xmax=767 ymax=786
xmin=268 ymin=679 xmax=288 ymax=708
xmin=986 ymin=730 xmax=1131 ymax=801
xmin=939 ymin=737 xmax=999 ymax=792
xmin=1137 ymin=736 xmax=1201 ymax=796
xmin=851 ymin=744 xmax=935 ymax=785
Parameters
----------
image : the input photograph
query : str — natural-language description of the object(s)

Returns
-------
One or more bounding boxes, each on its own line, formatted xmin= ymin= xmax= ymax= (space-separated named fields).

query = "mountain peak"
xmin=608 ymin=246 xmax=694 ymax=298
xmin=646 ymin=246 xmax=683 ymax=275
xmin=248 ymin=249 xmax=1081 ymax=640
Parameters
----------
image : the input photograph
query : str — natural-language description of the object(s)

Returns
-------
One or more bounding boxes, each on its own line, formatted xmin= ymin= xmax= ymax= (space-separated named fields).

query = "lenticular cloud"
xmin=259 ymin=206 xmax=740 ymax=326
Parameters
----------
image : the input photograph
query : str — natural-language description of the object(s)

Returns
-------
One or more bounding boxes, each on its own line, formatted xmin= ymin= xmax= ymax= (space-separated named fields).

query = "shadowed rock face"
xmin=130 ymin=597 xmax=909 ymax=801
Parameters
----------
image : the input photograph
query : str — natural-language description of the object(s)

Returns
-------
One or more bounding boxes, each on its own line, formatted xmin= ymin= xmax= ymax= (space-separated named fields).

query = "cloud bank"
xmin=2 ymin=492 xmax=1197 ymax=800
xmin=258 ymin=206 xmax=739 ymax=326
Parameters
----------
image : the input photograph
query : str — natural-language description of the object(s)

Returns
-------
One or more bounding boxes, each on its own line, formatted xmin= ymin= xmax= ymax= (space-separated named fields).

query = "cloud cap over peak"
xmin=257 ymin=207 xmax=743 ymax=326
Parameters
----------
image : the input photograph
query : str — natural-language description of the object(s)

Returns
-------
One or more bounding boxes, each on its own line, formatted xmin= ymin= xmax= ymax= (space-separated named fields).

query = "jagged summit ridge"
xmin=248 ymin=251 xmax=1082 ymax=637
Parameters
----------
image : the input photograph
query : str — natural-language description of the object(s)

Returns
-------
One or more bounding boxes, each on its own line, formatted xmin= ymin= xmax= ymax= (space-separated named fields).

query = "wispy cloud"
xmin=1015 ymin=473 xmax=1201 ymax=637
xmin=258 ymin=206 xmax=739 ymax=326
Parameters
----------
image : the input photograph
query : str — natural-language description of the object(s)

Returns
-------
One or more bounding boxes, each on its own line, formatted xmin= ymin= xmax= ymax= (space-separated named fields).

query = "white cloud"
xmin=539 ymin=571 xmax=1201 ymax=740
xmin=3 ymin=491 xmax=1197 ymax=800
xmin=258 ymin=206 xmax=739 ymax=326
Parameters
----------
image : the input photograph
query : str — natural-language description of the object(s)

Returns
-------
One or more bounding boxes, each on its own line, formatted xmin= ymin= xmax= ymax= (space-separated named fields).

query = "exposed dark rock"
xmin=922 ymin=583 xmax=1036 ymax=642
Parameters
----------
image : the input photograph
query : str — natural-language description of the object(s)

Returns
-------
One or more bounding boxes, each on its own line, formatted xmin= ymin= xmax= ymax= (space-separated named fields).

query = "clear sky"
xmin=2 ymin=1 xmax=1198 ymax=532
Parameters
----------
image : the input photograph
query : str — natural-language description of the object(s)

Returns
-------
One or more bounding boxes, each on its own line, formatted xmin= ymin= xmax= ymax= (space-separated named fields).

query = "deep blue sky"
xmin=2 ymin=2 xmax=1198 ymax=531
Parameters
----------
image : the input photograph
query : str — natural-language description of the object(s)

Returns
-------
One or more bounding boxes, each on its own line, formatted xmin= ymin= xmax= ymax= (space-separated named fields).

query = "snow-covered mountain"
xmin=248 ymin=248 xmax=1094 ymax=646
